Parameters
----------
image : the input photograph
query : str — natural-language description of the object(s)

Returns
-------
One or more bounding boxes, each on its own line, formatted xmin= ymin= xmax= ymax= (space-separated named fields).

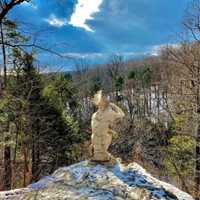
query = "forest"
xmin=0 ymin=0 xmax=200 ymax=200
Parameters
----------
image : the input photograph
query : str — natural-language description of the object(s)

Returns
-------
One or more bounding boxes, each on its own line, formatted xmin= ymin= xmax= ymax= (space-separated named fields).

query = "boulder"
xmin=0 ymin=160 xmax=194 ymax=200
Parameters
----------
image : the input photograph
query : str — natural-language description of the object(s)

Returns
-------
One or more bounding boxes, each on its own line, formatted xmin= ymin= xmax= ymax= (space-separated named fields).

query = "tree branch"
xmin=0 ymin=41 xmax=74 ymax=59
xmin=0 ymin=0 xmax=29 ymax=22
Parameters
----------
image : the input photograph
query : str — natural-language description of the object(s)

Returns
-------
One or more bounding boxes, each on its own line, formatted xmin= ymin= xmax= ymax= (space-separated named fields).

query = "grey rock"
xmin=0 ymin=160 xmax=194 ymax=200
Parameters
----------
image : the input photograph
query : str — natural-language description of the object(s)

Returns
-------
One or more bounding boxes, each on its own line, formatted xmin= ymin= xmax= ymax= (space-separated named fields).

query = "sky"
xmin=10 ymin=0 xmax=190 ymax=71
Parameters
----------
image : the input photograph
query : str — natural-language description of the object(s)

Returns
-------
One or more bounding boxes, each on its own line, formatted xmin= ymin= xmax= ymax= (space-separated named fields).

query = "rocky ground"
xmin=0 ymin=160 xmax=194 ymax=200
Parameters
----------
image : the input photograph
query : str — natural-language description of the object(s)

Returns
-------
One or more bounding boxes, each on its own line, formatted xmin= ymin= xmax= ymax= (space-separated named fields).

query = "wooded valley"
xmin=0 ymin=0 xmax=200 ymax=199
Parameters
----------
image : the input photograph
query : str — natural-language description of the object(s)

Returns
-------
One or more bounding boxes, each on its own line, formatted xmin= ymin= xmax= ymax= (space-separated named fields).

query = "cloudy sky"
xmin=10 ymin=0 xmax=189 ymax=70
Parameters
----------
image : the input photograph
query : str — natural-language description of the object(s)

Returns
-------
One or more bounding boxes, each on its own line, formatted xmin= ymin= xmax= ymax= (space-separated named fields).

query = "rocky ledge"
xmin=0 ymin=160 xmax=194 ymax=200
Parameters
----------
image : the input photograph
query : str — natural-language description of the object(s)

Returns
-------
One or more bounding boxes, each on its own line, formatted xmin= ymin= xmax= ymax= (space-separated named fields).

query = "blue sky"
xmin=10 ymin=0 xmax=190 ymax=71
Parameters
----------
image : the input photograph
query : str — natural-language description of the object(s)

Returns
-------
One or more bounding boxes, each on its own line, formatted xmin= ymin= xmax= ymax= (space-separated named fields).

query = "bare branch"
xmin=0 ymin=41 xmax=75 ymax=59
xmin=0 ymin=0 xmax=29 ymax=22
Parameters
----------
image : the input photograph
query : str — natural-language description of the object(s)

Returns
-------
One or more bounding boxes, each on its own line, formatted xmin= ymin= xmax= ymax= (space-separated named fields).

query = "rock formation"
xmin=0 ymin=160 xmax=194 ymax=200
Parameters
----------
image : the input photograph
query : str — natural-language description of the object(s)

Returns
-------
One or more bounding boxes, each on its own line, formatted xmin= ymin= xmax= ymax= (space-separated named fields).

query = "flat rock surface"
xmin=0 ymin=160 xmax=194 ymax=200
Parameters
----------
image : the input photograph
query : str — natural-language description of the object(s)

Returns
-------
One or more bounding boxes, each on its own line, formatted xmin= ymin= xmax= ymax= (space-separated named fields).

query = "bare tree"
xmin=0 ymin=20 xmax=7 ymax=87
xmin=107 ymin=55 xmax=124 ymax=100
xmin=164 ymin=42 xmax=200 ymax=199
xmin=182 ymin=2 xmax=200 ymax=197
xmin=183 ymin=0 xmax=200 ymax=41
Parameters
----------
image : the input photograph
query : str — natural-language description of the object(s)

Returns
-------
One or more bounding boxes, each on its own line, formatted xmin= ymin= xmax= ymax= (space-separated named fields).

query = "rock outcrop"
xmin=0 ymin=160 xmax=194 ymax=200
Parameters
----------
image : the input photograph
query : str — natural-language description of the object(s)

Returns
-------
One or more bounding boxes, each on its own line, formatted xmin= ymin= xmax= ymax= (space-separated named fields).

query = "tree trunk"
xmin=31 ymin=119 xmax=40 ymax=182
xmin=23 ymin=145 xmax=29 ymax=187
xmin=2 ymin=116 xmax=12 ymax=191
xmin=195 ymin=90 xmax=200 ymax=199
xmin=195 ymin=66 xmax=200 ymax=200
xmin=3 ymin=145 xmax=12 ymax=190
xmin=0 ymin=20 xmax=7 ymax=88
xmin=12 ymin=124 xmax=19 ymax=188
xmin=31 ymin=132 xmax=36 ymax=181
xmin=195 ymin=117 xmax=200 ymax=199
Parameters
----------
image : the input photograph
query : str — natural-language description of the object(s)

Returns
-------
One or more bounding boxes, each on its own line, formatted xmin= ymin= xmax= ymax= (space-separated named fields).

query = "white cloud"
xmin=69 ymin=0 xmax=103 ymax=32
xmin=149 ymin=43 xmax=180 ymax=56
xmin=62 ymin=52 xmax=103 ymax=59
xmin=22 ymin=1 xmax=38 ymax=10
xmin=149 ymin=45 xmax=161 ymax=56
xmin=45 ymin=14 xmax=67 ymax=27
